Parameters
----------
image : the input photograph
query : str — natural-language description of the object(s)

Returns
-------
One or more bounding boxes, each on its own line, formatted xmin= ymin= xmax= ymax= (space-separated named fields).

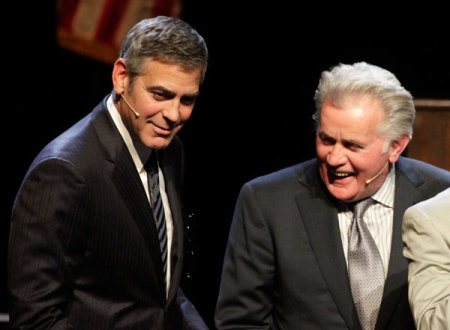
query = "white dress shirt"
xmin=338 ymin=166 xmax=395 ymax=278
xmin=107 ymin=96 xmax=173 ymax=296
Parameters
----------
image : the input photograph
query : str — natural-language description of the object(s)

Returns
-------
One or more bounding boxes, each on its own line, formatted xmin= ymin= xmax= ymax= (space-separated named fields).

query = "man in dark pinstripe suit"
xmin=8 ymin=16 xmax=208 ymax=330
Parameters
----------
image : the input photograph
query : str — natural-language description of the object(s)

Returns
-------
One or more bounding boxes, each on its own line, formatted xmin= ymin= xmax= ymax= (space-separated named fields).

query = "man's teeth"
xmin=334 ymin=172 xmax=351 ymax=178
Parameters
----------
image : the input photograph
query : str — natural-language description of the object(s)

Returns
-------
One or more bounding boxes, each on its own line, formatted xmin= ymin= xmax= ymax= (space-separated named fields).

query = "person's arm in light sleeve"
xmin=402 ymin=204 xmax=450 ymax=330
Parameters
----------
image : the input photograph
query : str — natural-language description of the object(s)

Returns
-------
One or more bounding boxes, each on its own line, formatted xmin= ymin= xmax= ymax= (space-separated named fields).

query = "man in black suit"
xmin=215 ymin=62 xmax=450 ymax=329
xmin=8 ymin=16 xmax=208 ymax=329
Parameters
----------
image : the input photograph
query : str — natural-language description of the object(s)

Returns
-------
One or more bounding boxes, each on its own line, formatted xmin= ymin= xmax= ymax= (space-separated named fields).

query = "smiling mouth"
xmin=329 ymin=169 xmax=354 ymax=181
xmin=147 ymin=121 xmax=175 ymax=134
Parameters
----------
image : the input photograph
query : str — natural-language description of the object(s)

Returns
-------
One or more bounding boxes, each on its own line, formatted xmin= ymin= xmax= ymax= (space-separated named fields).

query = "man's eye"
xmin=320 ymin=137 xmax=335 ymax=145
xmin=318 ymin=132 xmax=335 ymax=145
xmin=181 ymin=96 xmax=196 ymax=106
xmin=152 ymin=92 xmax=167 ymax=101
xmin=346 ymin=143 xmax=363 ymax=151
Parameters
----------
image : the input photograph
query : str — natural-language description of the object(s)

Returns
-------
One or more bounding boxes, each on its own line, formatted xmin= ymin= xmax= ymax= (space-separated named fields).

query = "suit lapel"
xmin=295 ymin=162 xmax=360 ymax=330
xmin=376 ymin=159 xmax=423 ymax=328
xmin=159 ymin=146 xmax=184 ymax=303
xmin=113 ymin=143 xmax=167 ymax=296
xmin=92 ymin=98 xmax=166 ymax=298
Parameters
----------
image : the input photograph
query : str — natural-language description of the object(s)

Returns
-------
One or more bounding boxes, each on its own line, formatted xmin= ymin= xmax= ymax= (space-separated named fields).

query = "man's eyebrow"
xmin=147 ymin=86 xmax=175 ymax=97
xmin=318 ymin=131 xmax=334 ymax=140
xmin=147 ymin=85 xmax=199 ymax=98
xmin=318 ymin=131 xmax=364 ymax=146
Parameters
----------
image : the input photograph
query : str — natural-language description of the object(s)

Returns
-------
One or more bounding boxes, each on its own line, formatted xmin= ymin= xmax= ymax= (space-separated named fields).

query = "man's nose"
xmin=162 ymin=100 xmax=181 ymax=124
xmin=327 ymin=144 xmax=347 ymax=166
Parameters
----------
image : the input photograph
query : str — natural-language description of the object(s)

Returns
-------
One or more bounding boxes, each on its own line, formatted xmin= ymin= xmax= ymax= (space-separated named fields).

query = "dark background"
xmin=2 ymin=2 xmax=449 ymax=328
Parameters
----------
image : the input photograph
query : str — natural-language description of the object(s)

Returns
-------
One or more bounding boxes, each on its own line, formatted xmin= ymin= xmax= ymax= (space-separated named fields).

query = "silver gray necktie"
xmin=348 ymin=198 xmax=385 ymax=330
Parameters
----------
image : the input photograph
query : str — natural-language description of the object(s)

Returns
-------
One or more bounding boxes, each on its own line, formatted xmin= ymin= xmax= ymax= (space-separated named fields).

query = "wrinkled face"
xmin=316 ymin=95 xmax=405 ymax=203
xmin=113 ymin=58 xmax=201 ymax=149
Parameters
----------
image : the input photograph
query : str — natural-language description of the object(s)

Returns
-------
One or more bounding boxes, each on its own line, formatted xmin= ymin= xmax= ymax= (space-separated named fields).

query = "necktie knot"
xmin=352 ymin=198 xmax=373 ymax=220
xmin=145 ymin=152 xmax=160 ymax=208
xmin=144 ymin=151 xmax=158 ymax=175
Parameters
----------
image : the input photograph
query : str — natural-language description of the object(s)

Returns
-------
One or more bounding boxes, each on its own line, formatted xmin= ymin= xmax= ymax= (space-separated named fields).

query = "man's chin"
xmin=142 ymin=136 xmax=173 ymax=150
xmin=326 ymin=183 xmax=359 ymax=203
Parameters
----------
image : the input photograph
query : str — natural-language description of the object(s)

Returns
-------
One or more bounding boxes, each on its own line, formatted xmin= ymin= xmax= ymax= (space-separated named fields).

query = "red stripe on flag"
xmin=95 ymin=0 xmax=130 ymax=45
xmin=150 ymin=0 xmax=177 ymax=17
xmin=58 ymin=0 xmax=82 ymax=31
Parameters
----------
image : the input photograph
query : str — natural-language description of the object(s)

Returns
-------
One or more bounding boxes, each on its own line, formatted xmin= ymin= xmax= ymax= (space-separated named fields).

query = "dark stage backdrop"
xmin=3 ymin=2 xmax=449 ymax=328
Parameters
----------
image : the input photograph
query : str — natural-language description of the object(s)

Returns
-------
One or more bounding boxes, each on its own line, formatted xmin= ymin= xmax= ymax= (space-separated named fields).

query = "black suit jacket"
xmin=8 ymin=97 xmax=207 ymax=329
xmin=215 ymin=157 xmax=450 ymax=329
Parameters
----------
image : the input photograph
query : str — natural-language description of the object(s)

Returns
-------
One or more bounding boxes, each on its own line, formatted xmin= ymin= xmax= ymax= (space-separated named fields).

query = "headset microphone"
xmin=365 ymin=161 xmax=389 ymax=185
xmin=121 ymin=92 xmax=140 ymax=118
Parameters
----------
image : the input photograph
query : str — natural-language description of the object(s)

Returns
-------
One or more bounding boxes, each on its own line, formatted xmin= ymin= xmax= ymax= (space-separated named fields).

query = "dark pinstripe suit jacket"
xmin=8 ymin=96 xmax=207 ymax=329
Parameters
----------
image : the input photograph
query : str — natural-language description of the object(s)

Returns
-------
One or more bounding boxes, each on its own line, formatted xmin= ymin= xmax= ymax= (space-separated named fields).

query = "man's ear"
xmin=112 ymin=58 xmax=129 ymax=95
xmin=388 ymin=134 xmax=411 ymax=163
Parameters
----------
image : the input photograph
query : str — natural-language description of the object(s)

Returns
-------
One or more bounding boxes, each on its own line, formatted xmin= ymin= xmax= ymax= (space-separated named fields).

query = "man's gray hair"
xmin=113 ymin=16 xmax=208 ymax=101
xmin=313 ymin=62 xmax=415 ymax=143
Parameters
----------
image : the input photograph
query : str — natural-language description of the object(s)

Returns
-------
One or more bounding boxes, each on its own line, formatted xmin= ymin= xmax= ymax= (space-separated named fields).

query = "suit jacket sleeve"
xmin=215 ymin=183 xmax=275 ymax=329
xmin=176 ymin=288 xmax=209 ymax=330
xmin=402 ymin=194 xmax=450 ymax=330
xmin=8 ymin=158 xmax=89 ymax=329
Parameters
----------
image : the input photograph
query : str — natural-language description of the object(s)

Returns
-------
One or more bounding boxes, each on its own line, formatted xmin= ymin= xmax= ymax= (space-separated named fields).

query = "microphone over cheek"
xmin=121 ymin=92 xmax=140 ymax=118
xmin=365 ymin=161 xmax=389 ymax=185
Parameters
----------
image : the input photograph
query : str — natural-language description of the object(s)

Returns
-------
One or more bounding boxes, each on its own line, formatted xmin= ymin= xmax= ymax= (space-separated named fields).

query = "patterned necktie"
xmin=348 ymin=198 xmax=385 ymax=330
xmin=145 ymin=152 xmax=168 ymax=284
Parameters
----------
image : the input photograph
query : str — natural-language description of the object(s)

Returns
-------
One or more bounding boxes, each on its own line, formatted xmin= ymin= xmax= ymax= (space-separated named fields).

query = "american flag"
xmin=57 ymin=0 xmax=182 ymax=64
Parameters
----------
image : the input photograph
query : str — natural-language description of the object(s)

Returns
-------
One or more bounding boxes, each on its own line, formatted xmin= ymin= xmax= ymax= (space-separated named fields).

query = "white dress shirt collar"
xmin=371 ymin=164 xmax=395 ymax=208
xmin=106 ymin=96 xmax=153 ymax=171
